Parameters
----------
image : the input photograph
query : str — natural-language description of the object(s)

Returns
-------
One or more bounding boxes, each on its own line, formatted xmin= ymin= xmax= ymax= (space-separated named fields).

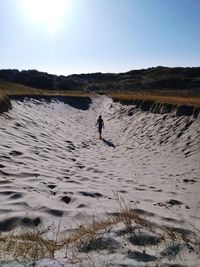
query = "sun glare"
xmin=21 ymin=0 xmax=68 ymax=33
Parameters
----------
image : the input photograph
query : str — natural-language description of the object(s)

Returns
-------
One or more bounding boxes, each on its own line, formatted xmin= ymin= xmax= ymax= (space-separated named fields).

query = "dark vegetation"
xmin=0 ymin=69 xmax=80 ymax=90
xmin=0 ymin=66 xmax=200 ymax=93
xmin=0 ymin=95 xmax=12 ymax=113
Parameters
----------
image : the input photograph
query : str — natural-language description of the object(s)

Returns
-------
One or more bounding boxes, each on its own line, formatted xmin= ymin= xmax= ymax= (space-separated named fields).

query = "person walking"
xmin=96 ymin=115 xmax=104 ymax=140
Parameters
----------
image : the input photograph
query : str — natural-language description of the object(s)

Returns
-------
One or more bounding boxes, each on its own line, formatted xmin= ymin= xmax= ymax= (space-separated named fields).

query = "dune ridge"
xmin=111 ymin=97 xmax=200 ymax=118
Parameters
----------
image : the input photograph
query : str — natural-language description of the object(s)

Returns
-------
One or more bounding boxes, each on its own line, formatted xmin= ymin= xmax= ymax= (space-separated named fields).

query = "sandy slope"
xmin=0 ymin=95 xmax=200 ymax=266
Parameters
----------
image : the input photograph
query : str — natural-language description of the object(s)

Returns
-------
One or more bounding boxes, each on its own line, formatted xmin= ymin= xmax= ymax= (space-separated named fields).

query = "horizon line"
xmin=0 ymin=65 xmax=200 ymax=77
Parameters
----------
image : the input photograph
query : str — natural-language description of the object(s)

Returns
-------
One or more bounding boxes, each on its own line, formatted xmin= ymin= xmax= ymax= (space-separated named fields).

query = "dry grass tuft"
xmin=65 ymin=216 xmax=118 ymax=247
xmin=116 ymin=195 xmax=154 ymax=233
xmin=0 ymin=227 xmax=61 ymax=263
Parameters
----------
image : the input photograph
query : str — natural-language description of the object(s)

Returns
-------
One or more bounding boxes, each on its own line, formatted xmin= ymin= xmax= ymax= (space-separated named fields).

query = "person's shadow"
xmin=102 ymin=138 xmax=116 ymax=148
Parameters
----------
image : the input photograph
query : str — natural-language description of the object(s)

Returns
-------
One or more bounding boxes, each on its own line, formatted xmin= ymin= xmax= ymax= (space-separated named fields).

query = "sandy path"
xmin=0 ymin=96 xmax=200 ymax=232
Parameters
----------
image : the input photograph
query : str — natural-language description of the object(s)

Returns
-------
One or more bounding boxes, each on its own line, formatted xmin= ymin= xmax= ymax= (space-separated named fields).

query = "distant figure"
xmin=96 ymin=115 xmax=104 ymax=139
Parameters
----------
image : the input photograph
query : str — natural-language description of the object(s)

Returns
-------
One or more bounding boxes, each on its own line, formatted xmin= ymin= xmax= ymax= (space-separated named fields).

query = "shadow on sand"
xmin=102 ymin=138 xmax=116 ymax=148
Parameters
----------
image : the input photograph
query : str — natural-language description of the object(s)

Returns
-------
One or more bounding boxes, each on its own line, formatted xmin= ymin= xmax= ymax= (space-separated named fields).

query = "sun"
xmin=21 ymin=0 xmax=68 ymax=32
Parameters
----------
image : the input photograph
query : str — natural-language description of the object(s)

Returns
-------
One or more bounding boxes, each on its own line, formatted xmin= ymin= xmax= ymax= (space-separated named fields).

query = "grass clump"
xmin=0 ymin=204 xmax=199 ymax=266
xmin=65 ymin=217 xmax=118 ymax=248
xmin=0 ymin=228 xmax=60 ymax=264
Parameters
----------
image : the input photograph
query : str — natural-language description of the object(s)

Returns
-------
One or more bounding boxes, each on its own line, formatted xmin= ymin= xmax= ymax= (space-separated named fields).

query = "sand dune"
xmin=0 ymin=95 xmax=200 ymax=266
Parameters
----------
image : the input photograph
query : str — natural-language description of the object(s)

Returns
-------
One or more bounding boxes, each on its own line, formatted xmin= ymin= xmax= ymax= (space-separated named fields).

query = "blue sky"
xmin=0 ymin=0 xmax=200 ymax=75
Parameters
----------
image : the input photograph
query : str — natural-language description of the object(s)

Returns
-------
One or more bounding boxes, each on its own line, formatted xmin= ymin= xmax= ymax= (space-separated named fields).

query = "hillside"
xmin=0 ymin=67 xmax=200 ymax=94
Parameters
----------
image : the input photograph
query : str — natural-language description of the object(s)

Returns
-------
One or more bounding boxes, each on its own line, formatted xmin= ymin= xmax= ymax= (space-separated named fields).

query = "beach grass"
xmin=106 ymin=90 xmax=200 ymax=106
xmin=0 ymin=80 xmax=91 ymax=97
xmin=0 ymin=205 xmax=199 ymax=266
xmin=1 ymin=80 xmax=200 ymax=106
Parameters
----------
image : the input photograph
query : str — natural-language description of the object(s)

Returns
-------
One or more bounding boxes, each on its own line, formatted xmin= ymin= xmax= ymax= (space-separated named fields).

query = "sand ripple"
xmin=0 ymin=96 xmax=200 ymax=232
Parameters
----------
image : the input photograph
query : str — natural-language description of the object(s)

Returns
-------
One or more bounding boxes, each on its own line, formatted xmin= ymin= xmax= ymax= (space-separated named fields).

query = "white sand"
xmin=0 ymin=95 xmax=200 ymax=266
